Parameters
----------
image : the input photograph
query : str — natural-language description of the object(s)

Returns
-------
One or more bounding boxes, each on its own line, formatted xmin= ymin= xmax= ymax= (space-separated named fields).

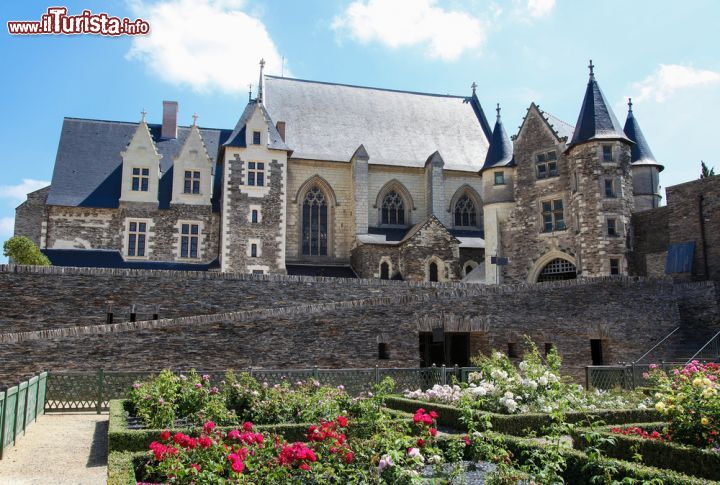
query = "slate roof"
xmin=569 ymin=73 xmax=630 ymax=147
xmin=263 ymin=76 xmax=491 ymax=172
xmin=543 ymin=112 xmax=575 ymax=141
xmin=223 ymin=100 xmax=290 ymax=151
xmin=285 ymin=264 xmax=357 ymax=278
xmin=623 ymin=103 xmax=663 ymax=171
xmin=481 ymin=107 xmax=515 ymax=172
xmin=43 ymin=249 xmax=219 ymax=270
xmin=46 ymin=118 xmax=232 ymax=210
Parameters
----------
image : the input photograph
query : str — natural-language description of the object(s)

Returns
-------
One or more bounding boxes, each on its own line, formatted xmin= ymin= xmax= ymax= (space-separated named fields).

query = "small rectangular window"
xmin=131 ymin=167 xmax=150 ymax=192
xmin=251 ymin=210 xmax=258 ymax=223
xmin=246 ymin=161 xmax=264 ymax=187
xmin=602 ymin=145 xmax=613 ymax=162
xmin=184 ymin=170 xmax=201 ymax=194
xmin=251 ymin=243 xmax=258 ymax=258
xmin=508 ymin=342 xmax=519 ymax=359
xmin=604 ymin=179 xmax=616 ymax=198
xmin=252 ymin=131 xmax=261 ymax=145
xmin=127 ymin=220 xmax=147 ymax=257
xmin=607 ymin=218 xmax=617 ymax=237
xmin=494 ymin=171 xmax=505 ymax=185
xmin=252 ymin=269 xmax=264 ymax=275
xmin=536 ymin=151 xmax=558 ymax=179
xmin=180 ymin=223 xmax=200 ymax=258
xmin=610 ymin=258 xmax=620 ymax=275
xmin=542 ymin=199 xmax=565 ymax=232
xmin=378 ymin=342 xmax=390 ymax=360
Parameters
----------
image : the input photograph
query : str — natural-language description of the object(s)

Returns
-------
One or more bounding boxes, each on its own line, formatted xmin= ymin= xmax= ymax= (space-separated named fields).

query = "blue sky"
xmin=1 ymin=0 xmax=719 ymax=262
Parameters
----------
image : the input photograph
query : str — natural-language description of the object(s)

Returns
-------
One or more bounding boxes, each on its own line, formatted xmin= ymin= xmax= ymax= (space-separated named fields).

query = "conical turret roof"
xmin=569 ymin=61 xmax=630 ymax=147
xmin=480 ymin=104 xmax=515 ymax=173
xmin=623 ymin=99 xmax=663 ymax=171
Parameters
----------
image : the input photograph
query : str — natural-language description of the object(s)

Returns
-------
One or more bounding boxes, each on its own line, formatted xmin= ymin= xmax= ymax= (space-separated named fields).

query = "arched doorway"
xmin=380 ymin=261 xmax=389 ymax=280
xmin=537 ymin=258 xmax=577 ymax=282
xmin=428 ymin=261 xmax=439 ymax=282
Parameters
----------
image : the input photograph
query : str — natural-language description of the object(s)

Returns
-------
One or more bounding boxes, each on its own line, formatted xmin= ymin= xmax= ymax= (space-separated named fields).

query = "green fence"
xmin=44 ymin=366 xmax=484 ymax=413
xmin=0 ymin=371 xmax=48 ymax=459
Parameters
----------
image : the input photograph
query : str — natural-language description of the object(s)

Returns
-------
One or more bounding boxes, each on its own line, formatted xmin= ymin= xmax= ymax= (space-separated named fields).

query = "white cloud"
xmin=628 ymin=64 xmax=720 ymax=103
xmin=526 ymin=0 xmax=556 ymax=18
xmin=0 ymin=217 xmax=13 ymax=238
xmin=332 ymin=0 xmax=487 ymax=61
xmin=0 ymin=179 xmax=50 ymax=206
xmin=127 ymin=0 xmax=287 ymax=94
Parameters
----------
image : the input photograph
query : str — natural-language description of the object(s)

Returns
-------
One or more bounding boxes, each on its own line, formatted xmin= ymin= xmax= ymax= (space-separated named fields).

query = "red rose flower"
xmin=160 ymin=430 xmax=171 ymax=441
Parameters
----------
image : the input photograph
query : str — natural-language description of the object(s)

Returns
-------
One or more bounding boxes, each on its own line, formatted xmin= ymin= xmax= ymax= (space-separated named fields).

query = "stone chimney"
xmin=161 ymin=100 xmax=178 ymax=139
xmin=276 ymin=121 xmax=285 ymax=141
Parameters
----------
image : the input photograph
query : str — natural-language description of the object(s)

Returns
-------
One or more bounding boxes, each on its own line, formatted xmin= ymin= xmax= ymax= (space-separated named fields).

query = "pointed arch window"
xmin=381 ymin=191 xmax=405 ymax=225
xmin=302 ymin=186 xmax=328 ymax=256
xmin=454 ymin=195 xmax=477 ymax=227
xmin=428 ymin=261 xmax=439 ymax=282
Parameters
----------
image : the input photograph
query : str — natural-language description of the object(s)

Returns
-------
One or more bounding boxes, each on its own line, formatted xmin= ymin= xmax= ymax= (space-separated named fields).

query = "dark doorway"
xmin=380 ymin=262 xmax=389 ymax=280
xmin=590 ymin=339 xmax=604 ymax=365
xmin=537 ymin=258 xmax=577 ymax=282
xmin=428 ymin=261 xmax=438 ymax=282
xmin=419 ymin=332 xmax=470 ymax=367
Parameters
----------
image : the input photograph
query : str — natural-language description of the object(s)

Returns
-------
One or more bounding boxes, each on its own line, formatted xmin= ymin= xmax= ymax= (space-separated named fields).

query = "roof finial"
xmin=257 ymin=58 xmax=265 ymax=103
xmin=471 ymin=81 xmax=477 ymax=95
xmin=496 ymin=103 xmax=501 ymax=120
xmin=588 ymin=59 xmax=595 ymax=78
xmin=140 ymin=108 xmax=147 ymax=122
xmin=192 ymin=113 xmax=198 ymax=126
xmin=248 ymin=83 xmax=252 ymax=101
xmin=627 ymin=97 xmax=633 ymax=112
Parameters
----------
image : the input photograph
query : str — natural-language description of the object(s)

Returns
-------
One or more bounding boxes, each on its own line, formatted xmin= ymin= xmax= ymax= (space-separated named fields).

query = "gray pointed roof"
xmin=263 ymin=76 xmax=491 ymax=172
xmin=481 ymin=107 xmax=515 ymax=172
xmin=570 ymin=71 xmax=630 ymax=147
xmin=623 ymin=103 xmax=663 ymax=171
xmin=223 ymin=100 xmax=290 ymax=151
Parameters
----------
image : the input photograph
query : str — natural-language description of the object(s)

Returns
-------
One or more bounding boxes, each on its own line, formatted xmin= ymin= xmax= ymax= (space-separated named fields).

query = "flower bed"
xmin=404 ymin=345 xmax=651 ymax=415
xmin=385 ymin=396 xmax=661 ymax=437
xmin=571 ymin=423 xmax=720 ymax=481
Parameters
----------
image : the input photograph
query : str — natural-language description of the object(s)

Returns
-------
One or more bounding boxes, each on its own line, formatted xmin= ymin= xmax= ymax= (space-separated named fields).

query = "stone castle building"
xmin=15 ymin=62 xmax=666 ymax=284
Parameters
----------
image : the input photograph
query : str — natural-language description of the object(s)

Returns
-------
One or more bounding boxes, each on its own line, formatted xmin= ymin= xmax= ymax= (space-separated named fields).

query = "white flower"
xmin=519 ymin=361 xmax=527 ymax=371
xmin=538 ymin=376 xmax=548 ymax=386
xmin=504 ymin=391 xmax=514 ymax=399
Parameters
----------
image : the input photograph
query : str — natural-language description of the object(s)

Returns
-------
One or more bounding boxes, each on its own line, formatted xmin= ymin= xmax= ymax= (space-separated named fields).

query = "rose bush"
xmin=404 ymin=342 xmax=650 ymax=414
xmin=649 ymin=360 xmax=720 ymax=449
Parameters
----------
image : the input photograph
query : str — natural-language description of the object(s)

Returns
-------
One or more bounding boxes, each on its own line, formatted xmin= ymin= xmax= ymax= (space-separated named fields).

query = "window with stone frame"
xmin=381 ymin=190 xmax=405 ymax=225
xmin=602 ymin=145 xmax=614 ymax=162
xmin=494 ymin=171 xmax=505 ymax=185
xmin=131 ymin=167 xmax=150 ymax=192
xmin=603 ymin=177 xmax=617 ymax=198
xmin=252 ymin=131 xmax=261 ymax=145
xmin=607 ymin=217 xmax=618 ymax=237
xmin=184 ymin=170 xmax=201 ymax=194
xmin=428 ymin=261 xmax=439 ymax=282
xmin=180 ymin=223 xmax=200 ymax=258
xmin=246 ymin=162 xmax=265 ymax=187
xmin=610 ymin=258 xmax=620 ymax=275
xmin=536 ymin=150 xmax=558 ymax=179
xmin=251 ymin=209 xmax=259 ymax=223
xmin=454 ymin=194 xmax=478 ymax=228
xmin=302 ymin=186 xmax=328 ymax=256
xmin=250 ymin=243 xmax=258 ymax=258
xmin=380 ymin=261 xmax=389 ymax=280
xmin=127 ymin=221 xmax=147 ymax=257
xmin=541 ymin=199 xmax=565 ymax=232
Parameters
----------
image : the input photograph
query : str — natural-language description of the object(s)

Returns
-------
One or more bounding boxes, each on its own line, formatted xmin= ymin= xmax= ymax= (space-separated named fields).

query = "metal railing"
xmin=687 ymin=330 xmax=720 ymax=364
xmin=43 ymin=366 xmax=489 ymax=413
xmin=634 ymin=327 xmax=680 ymax=363
xmin=586 ymin=361 xmax=690 ymax=390
xmin=0 ymin=372 xmax=48 ymax=459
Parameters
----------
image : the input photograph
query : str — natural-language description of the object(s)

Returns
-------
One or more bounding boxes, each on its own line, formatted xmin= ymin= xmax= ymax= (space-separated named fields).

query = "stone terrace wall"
xmin=0 ymin=272 xmax=686 ymax=384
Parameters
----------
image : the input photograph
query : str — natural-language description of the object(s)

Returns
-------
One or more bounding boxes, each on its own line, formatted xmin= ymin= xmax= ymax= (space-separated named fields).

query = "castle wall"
xmin=0 ymin=266 xmax=687 ymax=384
xmin=13 ymin=186 xmax=50 ymax=249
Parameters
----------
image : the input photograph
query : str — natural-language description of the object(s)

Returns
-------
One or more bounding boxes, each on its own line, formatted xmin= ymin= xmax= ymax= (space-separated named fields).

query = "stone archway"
xmin=528 ymin=251 xmax=577 ymax=283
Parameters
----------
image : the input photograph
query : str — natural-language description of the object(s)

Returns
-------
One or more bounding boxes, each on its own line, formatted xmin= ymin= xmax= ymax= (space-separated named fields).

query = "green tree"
xmin=701 ymin=160 xmax=716 ymax=179
xmin=3 ymin=235 xmax=51 ymax=265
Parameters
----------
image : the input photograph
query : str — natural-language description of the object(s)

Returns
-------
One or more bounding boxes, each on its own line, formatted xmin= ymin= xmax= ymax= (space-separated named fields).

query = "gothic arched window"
xmin=380 ymin=261 xmax=389 ymax=280
xmin=302 ymin=186 xmax=328 ymax=256
xmin=428 ymin=261 xmax=439 ymax=282
xmin=381 ymin=191 xmax=405 ymax=225
xmin=454 ymin=195 xmax=477 ymax=227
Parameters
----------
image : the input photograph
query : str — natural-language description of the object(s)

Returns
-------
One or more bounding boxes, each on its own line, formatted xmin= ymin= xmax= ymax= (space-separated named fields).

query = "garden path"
xmin=0 ymin=412 xmax=108 ymax=484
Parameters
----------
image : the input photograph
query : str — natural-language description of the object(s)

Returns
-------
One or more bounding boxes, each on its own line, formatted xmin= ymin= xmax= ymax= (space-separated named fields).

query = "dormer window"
xmin=602 ymin=145 xmax=613 ymax=162
xmin=132 ymin=168 xmax=149 ymax=192
xmin=494 ymin=171 xmax=505 ymax=185
xmin=184 ymin=170 xmax=201 ymax=194
xmin=247 ymin=162 xmax=265 ymax=186
xmin=536 ymin=151 xmax=558 ymax=179
xmin=252 ymin=131 xmax=261 ymax=145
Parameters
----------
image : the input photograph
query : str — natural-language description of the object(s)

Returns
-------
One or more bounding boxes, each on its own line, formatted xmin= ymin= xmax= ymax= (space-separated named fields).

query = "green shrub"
xmin=3 ymin=235 xmax=50 ymax=265
xmin=107 ymin=451 xmax=144 ymax=485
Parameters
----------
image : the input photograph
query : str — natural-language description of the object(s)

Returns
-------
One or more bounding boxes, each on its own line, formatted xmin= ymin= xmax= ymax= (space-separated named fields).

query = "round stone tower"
xmin=623 ymin=98 xmax=664 ymax=211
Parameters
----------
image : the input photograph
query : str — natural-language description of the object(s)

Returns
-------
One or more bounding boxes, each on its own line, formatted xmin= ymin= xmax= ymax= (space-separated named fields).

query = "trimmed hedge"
xmin=385 ymin=396 xmax=662 ymax=436
xmin=109 ymin=399 xmax=413 ymax=452
xmin=107 ymin=451 xmax=145 ymax=485
xmin=571 ymin=423 xmax=720 ymax=481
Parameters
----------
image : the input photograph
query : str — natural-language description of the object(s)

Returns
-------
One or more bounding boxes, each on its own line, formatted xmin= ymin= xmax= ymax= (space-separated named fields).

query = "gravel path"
xmin=0 ymin=412 xmax=108 ymax=484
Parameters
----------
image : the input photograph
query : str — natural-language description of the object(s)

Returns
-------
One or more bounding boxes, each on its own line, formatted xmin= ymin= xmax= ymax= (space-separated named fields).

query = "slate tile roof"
xmin=42 ymin=248 xmax=219 ymax=270
xmin=623 ymin=103 xmax=663 ymax=170
xmin=263 ymin=76 xmax=491 ymax=171
xmin=481 ymin=107 xmax=515 ymax=172
xmin=569 ymin=73 xmax=630 ymax=147
xmin=46 ymin=118 xmax=232 ymax=210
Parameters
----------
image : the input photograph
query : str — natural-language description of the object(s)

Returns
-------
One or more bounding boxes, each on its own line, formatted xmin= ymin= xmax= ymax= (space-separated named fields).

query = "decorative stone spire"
xmin=623 ymin=99 xmax=663 ymax=170
xmin=257 ymin=58 xmax=265 ymax=103
xmin=471 ymin=81 xmax=477 ymax=96
xmin=569 ymin=61 xmax=630 ymax=147
xmin=481 ymin=102 xmax=515 ymax=172
xmin=140 ymin=109 xmax=147 ymax=122
xmin=192 ymin=113 xmax=198 ymax=126
xmin=248 ymin=83 xmax=252 ymax=102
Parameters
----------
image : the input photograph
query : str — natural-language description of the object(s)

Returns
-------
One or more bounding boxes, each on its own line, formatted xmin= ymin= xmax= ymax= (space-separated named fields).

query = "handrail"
xmin=687 ymin=330 xmax=720 ymax=364
xmin=634 ymin=326 xmax=680 ymax=363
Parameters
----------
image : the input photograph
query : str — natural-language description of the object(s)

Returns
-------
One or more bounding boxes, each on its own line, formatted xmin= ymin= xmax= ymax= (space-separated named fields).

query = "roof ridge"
xmin=63 ymin=117 xmax=229 ymax=132
xmin=265 ymin=75 xmax=467 ymax=99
